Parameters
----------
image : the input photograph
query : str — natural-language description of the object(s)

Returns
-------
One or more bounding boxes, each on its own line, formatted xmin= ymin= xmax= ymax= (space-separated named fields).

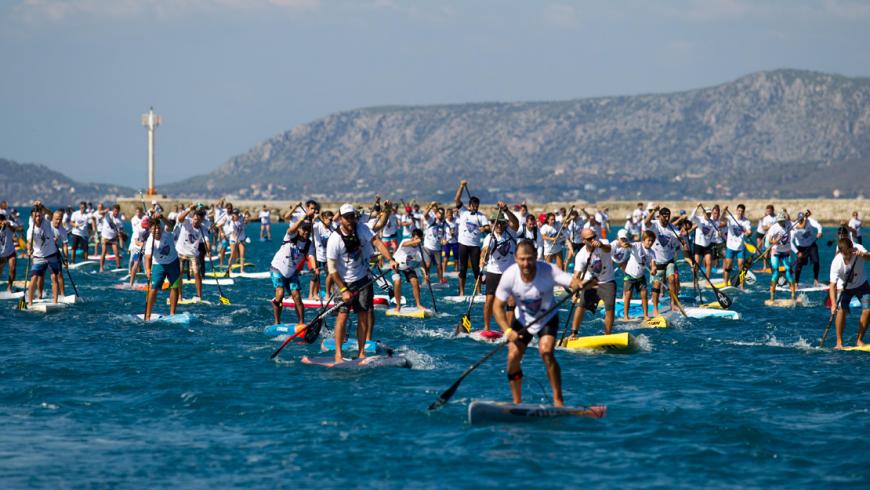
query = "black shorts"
xmin=623 ymin=274 xmax=647 ymax=295
xmin=338 ymin=278 xmax=374 ymax=314
xmin=694 ymin=243 xmax=712 ymax=256
xmin=840 ymin=280 xmax=870 ymax=314
xmin=392 ymin=268 xmax=417 ymax=282
xmin=484 ymin=271 xmax=502 ymax=295
xmin=103 ymin=237 xmax=119 ymax=245
xmin=712 ymin=242 xmax=725 ymax=260
xmin=71 ymin=234 xmax=88 ymax=250
xmin=582 ymin=281 xmax=616 ymax=312
xmin=513 ymin=314 xmax=560 ymax=346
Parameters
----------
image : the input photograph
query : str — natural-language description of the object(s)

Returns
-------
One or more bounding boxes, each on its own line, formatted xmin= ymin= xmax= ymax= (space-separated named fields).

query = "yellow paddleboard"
xmin=700 ymin=302 xmax=722 ymax=309
xmin=560 ymin=332 xmax=637 ymax=351
xmin=615 ymin=316 xmax=669 ymax=328
xmin=385 ymin=307 xmax=433 ymax=319
xmin=764 ymin=298 xmax=806 ymax=307
xmin=230 ymin=262 xmax=255 ymax=270
xmin=842 ymin=345 xmax=870 ymax=352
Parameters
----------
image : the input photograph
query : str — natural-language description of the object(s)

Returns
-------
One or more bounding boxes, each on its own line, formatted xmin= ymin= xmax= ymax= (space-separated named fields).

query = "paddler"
xmin=792 ymin=210 xmax=823 ymax=287
xmin=49 ymin=210 xmax=68 ymax=298
xmin=391 ymin=229 xmax=428 ymax=313
xmin=517 ymin=214 xmax=544 ymax=259
xmin=326 ymin=203 xmax=398 ymax=362
xmin=755 ymin=204 xmax=777 ymax=272
xmin=480 ymin=202 xmax=519 ymax=332
xmin=259 ymin=205 xmax=272 ymax=241
xmin=766 ymin=210 xmax=796 ymax=302
xmin=453 ymin=181 xmax=490 ymax=297
xmin=269 ymin=209 xmax=313 ymax=325
xmin=569 ymin=228 xmax=615 ymax=336
xmin=620 ymin=230 xmax=655 ymax=321
xmin=99 ymin=204 xmax=125 ymax=272
xmin=128 ymin=216 xmax=150 ymax=288
xmin=311 ymin=209 xmax=335 ymax=299
xmin=26 ymin=206 xmax=62 ymax=306
xmin=175 ymin=204 xmax=211 ymax=302
xmin=0 ymin=212 xmax=20 ymax=293
xmin=494 ymin=241 xmax=582 ymax=407
xmin=829 ymin=238 xmax=870 ymax=349
xmin=69 ymin=201 xmax=93 ymax=264
xmin=722 ymin=204 xmax=752 ymax=288
xmin=421 ymin=203 xmax=447 ymax=285
xmin=643 ymin=206 xmax=692 ymax=316
xmin=143 ymin=213 xmax=181 ymax=320
xmin=847 ymin=211 xmax=862 ymax=245
xmin=540 ymin=212 xmax=566 ymax=269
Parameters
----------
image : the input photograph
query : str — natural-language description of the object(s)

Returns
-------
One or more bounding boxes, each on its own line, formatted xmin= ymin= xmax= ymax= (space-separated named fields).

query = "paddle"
xmin=208 ymin=252 xmax=231 ymax=305
xmin=662 ymin=223 xmax=691 ymax=317
xmin=558 ymin=247 xmax=590 ymax=344
xmin=455 ymin=210 xmax=502 ymax=334
xmin=819 ymin=249 xmax=860 ymax=348
xmin=731 ymin=246 xmax=771 ymax=287
xmin=418 ymin=245 xmax=439 ymax=313
xmin=58 ymin=248 xmax=82 ymax=301
xmin=17 ymin=210 xmax=34 ymax=311
xmin=686 ymin=208 xmax=732 ymax=309
xmin=429 ymin=288 xmax=576 ymax=411
xmin=270 ymin=271 xmax=386 ymax=359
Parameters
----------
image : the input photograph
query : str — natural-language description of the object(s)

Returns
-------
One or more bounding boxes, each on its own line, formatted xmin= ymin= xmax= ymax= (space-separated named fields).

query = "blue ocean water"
xmin=2 ymin=222 xmax=869 ymax=489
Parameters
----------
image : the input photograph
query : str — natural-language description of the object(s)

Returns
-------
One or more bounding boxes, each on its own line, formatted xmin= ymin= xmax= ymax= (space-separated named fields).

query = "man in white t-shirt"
xmin=143 ymin=213 xmax=182 ymax=320
xmin=828 ymin=238 xmax=870 ymax=349
xmin=326 ymin=204 xmax=397 ymax=363
xmin=69 ymin=201 xmax=94 ymax=264
xmin=847 ymin=212 xmax=862 ymax=246
xmin=722 ymin=204 xmax=752 ymax=288
xmin=494 ymin=241 xmax=581 ymax=407
xmin=569 ymin=228 xmax=616 ymax=336
xmin=453 ymin=181 xmax=490 ymax=296
xmin=175 ymin=205 xmax=211 ymax=301
xmin=479 ymin=205 xmax=519 ymax=332
xmin=0 ymin=211 xmax=21 ymax=293
xmin=756 ymin=204 xmax=777 ymax=272
xmin=99 ymin=204 xmax=125 ymax=272
xmin=26 ymin=208 xmax=62 ymax=306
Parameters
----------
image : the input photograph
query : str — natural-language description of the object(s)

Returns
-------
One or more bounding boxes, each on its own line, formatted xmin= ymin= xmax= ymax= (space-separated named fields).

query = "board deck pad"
xmin=468 ymin=401 xmax=607 ymax=424
xmin=385 ymin=307 xmax=433 ymax=319
xmin=263 ymin=323 xmax=306 ymax=338
xmin=560 ymin=332 xmax=637 ymax=351
xmin=134 ymin=312 xmax=194 ymax=324
xmin=320 ymin=338 xmax=379 ymax=353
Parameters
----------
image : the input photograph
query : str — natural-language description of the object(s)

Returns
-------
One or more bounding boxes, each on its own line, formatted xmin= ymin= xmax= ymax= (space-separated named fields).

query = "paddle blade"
xmin=461 ymin=315 xmax=472 ymax=333
xmin=730 ymin=273 xmax=741 ymax=287
xmin=716 ymin=290 xmax=732 ymax=309
xmin=744 ymin=242 xmax=757 ymax=254
xmin=219 ymin=295 xmax=231 ymax=305
xmin=303 ymin=318 xmax=323 ymax=344
xmin=745 ymin=271 xmax=757 ymax=285
xmin=17 ymin=297 xmax=25 ymax=311
xmin=429 ymin=381 xmax=461 ymax=411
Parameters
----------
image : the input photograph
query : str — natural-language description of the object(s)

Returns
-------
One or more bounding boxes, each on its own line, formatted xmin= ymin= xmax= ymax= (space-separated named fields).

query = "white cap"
xmin=617 ymin=229 xmax=628 ymax=239
xmin=647 ymin=202 xmax=655 ymax=209
xmin=339 ymin=203 xmax=355 ymax=216
xmin=151 ymin=199 xmax=157 ymax=205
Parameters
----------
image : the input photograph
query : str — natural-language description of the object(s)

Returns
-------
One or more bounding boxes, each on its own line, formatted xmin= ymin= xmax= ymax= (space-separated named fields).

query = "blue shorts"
xmin=151 ymin=260 xmax=181 ymax=289
xmin=724 ymin=248 xmax=746 ymax=261
xmin=220 ymin=239 xmax=229 ymax=251
xmin=271 ymin=270 xmax=300 ymax=292
xmin=31 ymin=254 xmax=62 ymax=276
xmin=840 ymin=281 xmax=870 ymax=314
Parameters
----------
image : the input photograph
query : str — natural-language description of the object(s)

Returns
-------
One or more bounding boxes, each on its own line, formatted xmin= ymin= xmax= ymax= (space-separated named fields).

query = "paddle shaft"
xmin=457 ymin=228 xmax=500 ymax=333
xmin=430 ymin=289 xmax=576 ymax=411
xmin=208 ymin=250 xmax=230 ymax=304
xmin=558 ymin=251 xmax=590 ymax=343
xmin=418 ymin=245 xmax=438 ymax=313
xmin=58 ymin=248 xmax=82 ymax=300
xmin=17 ymin=211 xmax=35 ymax=310
xmin=820 ymin=250 xmax=860 ymax=347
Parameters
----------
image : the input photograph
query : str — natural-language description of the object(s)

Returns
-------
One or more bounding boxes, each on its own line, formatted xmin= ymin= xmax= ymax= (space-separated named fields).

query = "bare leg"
xmin=272 ymin=287 xmax=284 ymax=324
xmin=538 ymin=335 xmax=563 ymax=407
xmin=835 ymin=309 xmax=847 ymax=349
xmin=333 ymin=311 xmax=349 ymax=362
xmin=410 ymin=276 xmax=423 ymax=309
xmin=291 ymin=290 xmax=304 ymax=323
xmin=357 ymin=311 xmax=371 ymax=359
xmin=169 ymin=287 xmax=179 ymax=315
xmin=507 ymin=340 xmax=526 ymax=404
xmin=393 ymin=276 xmax=402 ymax=312
xmin=483 ymin=294 xmax=494 ymax=330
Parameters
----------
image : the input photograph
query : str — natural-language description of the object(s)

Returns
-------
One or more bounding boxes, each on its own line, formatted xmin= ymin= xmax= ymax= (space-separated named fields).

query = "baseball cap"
xmin=617 ymin=229 xmax=628 ymax=239
xmin=339 ymin=203 xmax=355 ymax=216
xmin=140 ymin=217 xmax=151 ymax=229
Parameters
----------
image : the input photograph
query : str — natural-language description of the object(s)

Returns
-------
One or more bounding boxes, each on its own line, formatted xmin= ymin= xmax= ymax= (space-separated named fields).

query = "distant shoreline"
xmin=116 ymin=197 xmax=867 ymax=227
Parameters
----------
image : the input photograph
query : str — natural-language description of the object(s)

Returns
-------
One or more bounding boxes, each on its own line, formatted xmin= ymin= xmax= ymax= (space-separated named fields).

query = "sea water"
xmin=1 ymin=221 xmax=868 ymax=488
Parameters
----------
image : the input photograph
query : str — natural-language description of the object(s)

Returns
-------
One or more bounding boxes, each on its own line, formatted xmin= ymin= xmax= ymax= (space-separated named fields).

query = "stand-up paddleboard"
xmin=88 ymin=254 xmax=118 ymax=261
xmin=34 ymin=295 xmax=76 ymax=305
xmin=166 ymin=297 xmax=211 ymax=306
xmin=201 ymin=278 xmax=234 ymax=286
xmin=300 ymin=353 xmax=411 ymax=369
xmin=764 ymin=297 xmax=808 ymax=308
xmin=679 ymin=281 xmax=735 ymax=291
xmin=68 ymin=260 xmax=99 ymax=270
xmin=115 ymin=281 xmax=170 ymax=291
xmin=134 ymin=312 xmax=194 ymax=324
xmin=204 ymin=271 xmax=270 ymax=279
xmin=682 ymin=307 xmax=741 ymax=320
xmin=559 ymin=332 xmax=637 ymax=351
xmin=615 ymin=316 xmax=669 ymax=328
xmin=24 ymin=302 xmax=68 ymax=313
xmin=476 ymin=330 xmax=504 ymax=340
xmin=320 ymin=338 xmax=379 ymax=353
xmin=442 ymin=294 xmax=485 ymax=304
xmin=229 ymin=262 xmax=255 ymax=270
xmin=842 ymin=344 xmax=870 ymax=352
xmin=108 ymin=267 xmax=127 ymax=273
xmin=385 ymin=307 xmax=433 ymax=319
xmin=796 ymin=284 xmax=829 ymax=293
xmin=263 ymin=323 xmax=306 ymax=338
xmin=468 ymin=401 xmax=607 ymax=424
xmin=0 ymin=291 xmax=24 ymax=300
xmin=444 ymin=271 xmax=459 ymax=279
xmin=280 ymin=294 xmax=393 ymax=309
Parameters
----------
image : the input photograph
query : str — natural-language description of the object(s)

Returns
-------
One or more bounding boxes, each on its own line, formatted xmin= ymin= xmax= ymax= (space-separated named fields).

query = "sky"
xmin=1 ymin=0 xmax=868 ymax=189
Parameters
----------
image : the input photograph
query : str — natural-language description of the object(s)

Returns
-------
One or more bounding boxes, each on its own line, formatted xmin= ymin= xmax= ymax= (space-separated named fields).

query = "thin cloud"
xmin=541 ymin=3 xmax=580 ymax=29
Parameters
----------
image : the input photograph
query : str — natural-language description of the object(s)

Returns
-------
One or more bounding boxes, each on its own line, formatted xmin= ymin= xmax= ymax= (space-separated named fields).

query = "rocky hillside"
xmin=167 ymin=69 xmax=868 ymax=201
xmin=0 ymin=158 xmax=134 ymax=207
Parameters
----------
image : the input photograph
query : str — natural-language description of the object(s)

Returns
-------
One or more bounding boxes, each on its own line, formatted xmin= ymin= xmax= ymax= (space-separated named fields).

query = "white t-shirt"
xmin=393 ymin=240 xmax=423 ymax=271
xmin=829 ymin=244 xmax=867 ymax=290
xmin=646 ymin=220 xmax=681 ymax=263
xmin=259 ymin=210 xmax=271 ymax=225
xmin=130 ymin=214 xmax=142 ymax=232
xmin=624 ymin=242 xmax=653 ymax=279
xmin=456 ymin=209 xmax=489 ymax=247
xmin=495 ymin=261 xmax=573 ymax=332
xmin=690 ymin=210 xmax=718 ymax=247
xmin=757 ymin=214 xmax=776 ymax=234
xmin=482 ymin=228 xmax=518 ymax=274
xmin=423 ymin=218 xmax=447 ymax=251
xmin=574 ymin=239 xmax=614 ymax=283
xmin=51 ymin=224 xmax=68 ymax=246
xmin=270 ymin=232 xmax=309 ymax=278
xmin=517 ymin=224 xmax=544 ymax=259
xmin=565 ymin=220 xmax=584 ymax=245
xmin=326 ymin=223 xmax=375 ymax=283
xmin=27 ymin=220 xmax=58 ymax=258
xmin=791 ymin=219 xmax=821 ymax=248
xmin=313 ymin=220 xmax=333 ymax=263
xmin=725 ymin=215 xmax=751 ymax=251
xmin=0 ymin=225 xmax=15 ymax=257
xmin=380 ymin=214 xmax=399 ymax=238
xmin=540 ymin=224 xmax=564 ymax=255
xmin=848 ymin=217 xmax=862 ymax=240
xmin=175 ymin=219 xmax=206 ymax=257
xmin=129 ymin=226 xmax=150 ymax=254
xmin=766 ymin=222 xmax=793 ymax=255
xmin=145 ymin=227 xmax=179 ymax=265
xmin=445 ymin=217 xmax=458 ymax=244
xmin=610 ymin=242 xmax=630 ymax=266
xmin=101 ymin=213 xmax=124 ymax=240
xmin=70 ymin=210 xmax=91 ymax=238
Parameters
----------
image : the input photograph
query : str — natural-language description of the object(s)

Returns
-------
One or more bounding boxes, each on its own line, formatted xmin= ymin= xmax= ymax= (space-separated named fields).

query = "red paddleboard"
xmin=479 ymin=330 xmax=503 ymax=339
xmin=281 ymin=295 xmax=391 ymax=308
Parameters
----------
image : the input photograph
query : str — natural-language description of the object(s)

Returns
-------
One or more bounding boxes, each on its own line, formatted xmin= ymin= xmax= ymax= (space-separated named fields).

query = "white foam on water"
xmin=634 ymin=334 xmax=653 ymax=352
xmin=400 ymin=324 xmax=455 ymax=339
xmin=394 ymin=346 xmax=439 ymax=370
xmin=727 ymin=335 xmax=822 ymax=352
